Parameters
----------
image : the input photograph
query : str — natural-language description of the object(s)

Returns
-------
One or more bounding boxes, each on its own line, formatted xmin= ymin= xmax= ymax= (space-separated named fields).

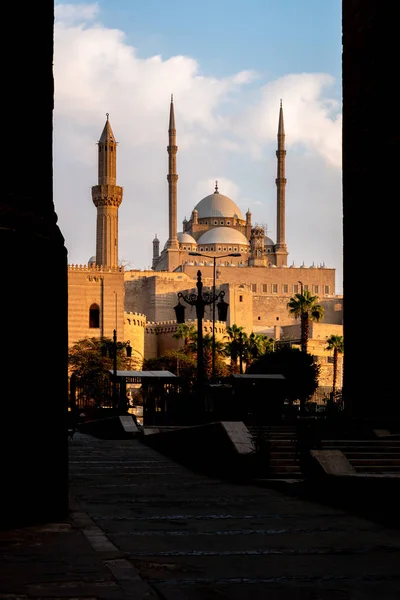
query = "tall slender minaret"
xmin=275 ymin=100 xmax=288 ymax=265
xmin=91 ymin=114 xmax=123 ymax=267
xmin=166 ymin=95 xmax=179 ymax=249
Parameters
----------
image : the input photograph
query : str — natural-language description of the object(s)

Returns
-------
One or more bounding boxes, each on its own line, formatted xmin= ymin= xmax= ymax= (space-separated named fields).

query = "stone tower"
xmin=91 ymin=114 xmax=123 ymax=268
xmin=249 ymin=225 xmax=267 ymax=266
xmin=275 ymin=100 xmax=288 ymax=266
xmin=152 ymin=233 xmax=160 ymax=269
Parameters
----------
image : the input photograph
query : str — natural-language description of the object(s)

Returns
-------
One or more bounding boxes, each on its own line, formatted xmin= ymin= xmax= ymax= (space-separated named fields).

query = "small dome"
xmin=197 ymin=227 xmax=248 ymax=246
xmin=264 ymin=236 xmax=274 ymax=246
xmin=289 ymin=261 xmax=296 ymax=268
xmin=194 ymin=191 xmax=243 ymax=220
xmin=177 ymin=232 xmax=197 ymax=245
xmin=88 ymin=256 xmax=96 ymax=265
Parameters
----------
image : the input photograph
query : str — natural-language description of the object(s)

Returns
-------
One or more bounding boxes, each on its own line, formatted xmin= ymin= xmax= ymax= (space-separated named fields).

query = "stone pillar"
xmin=0 ymin=0 xmax=69 ymax=528
xmin=342 ymin=1 xmax=399 ymax=421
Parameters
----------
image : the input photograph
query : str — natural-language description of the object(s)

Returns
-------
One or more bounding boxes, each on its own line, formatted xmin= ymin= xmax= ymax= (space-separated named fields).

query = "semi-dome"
xmin=177 ymin=232 xmax=197 ymax=244
xmin=197 ymin=227 xmax=249 ymax=246
xmin=194 ymin=191 xmax=243 ymax=220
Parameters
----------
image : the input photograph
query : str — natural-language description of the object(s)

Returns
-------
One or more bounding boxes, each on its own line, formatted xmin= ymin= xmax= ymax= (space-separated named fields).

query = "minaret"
xmin=245 ymin=208 xmax=252 ymax=240
xmin=275 ymin=100 xmax=288 ymax=265
xmin=152 ymin=234 xmax=160 ymax=269
xmin=91 ymin=114 xmax=123 ymax=267
xmin=167 ymin=95 xmax=179 ymax=249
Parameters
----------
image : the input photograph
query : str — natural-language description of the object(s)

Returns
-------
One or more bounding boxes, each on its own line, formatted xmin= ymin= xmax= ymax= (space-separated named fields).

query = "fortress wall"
xmin=144 ymin=319 xmax=227 ymax=359
xmin=124 ymin=311 xmax=146 ymax=368
xmin=68 ymin=268 xmax=125 ymax=347
xmin=180 ymin=265 xmax=336 ymax=296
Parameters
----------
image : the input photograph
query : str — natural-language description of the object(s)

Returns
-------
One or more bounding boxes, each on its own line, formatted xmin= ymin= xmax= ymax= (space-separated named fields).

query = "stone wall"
xmin=144 ymin=319 xmax=227 ymax=358
xmin=68 ymin=266 xmax=125 ymax=346
xmin=124 ymin=311 xmax=146 ymax=368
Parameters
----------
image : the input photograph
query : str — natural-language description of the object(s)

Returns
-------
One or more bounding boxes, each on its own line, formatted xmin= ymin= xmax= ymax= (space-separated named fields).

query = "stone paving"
xmin=1 ymin=431 xmax=399 ymax=599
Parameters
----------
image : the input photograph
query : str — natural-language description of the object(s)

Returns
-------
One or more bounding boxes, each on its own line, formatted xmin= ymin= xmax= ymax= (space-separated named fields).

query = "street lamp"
xmin=297 ymin=280 xmax=306 ymax=352
xmin=189 ymin=251 xmax=241 ymax=380
xmin=174 ymin=270 xmax=230 ymax=388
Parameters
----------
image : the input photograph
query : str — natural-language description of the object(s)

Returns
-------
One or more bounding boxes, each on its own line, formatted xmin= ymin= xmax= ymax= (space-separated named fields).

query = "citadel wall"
xmin=68 ymin=265 xmax=125 ymax=347
xmin=124 ymin=311 xmax=146 ymax=369
xmin=144 ymin=319 xmax=227 ymax=359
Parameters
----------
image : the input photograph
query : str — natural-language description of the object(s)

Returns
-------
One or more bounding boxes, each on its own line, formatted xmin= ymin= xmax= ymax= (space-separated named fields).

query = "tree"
xmin=68 ymin=336 xmax=132 ymax=407
xmin=287 ymin=290 xmax=324 ymax=353
xmin=247 ymin=345 xmax=320 ymax=413
xmin=172 ymin=323 xmax=197 ymax=349
xmin=224 ymin=324 xmax=245 ymax=372
xmin=143 ymin=349 xmax=197 ymax=384
xmin=326 ymin=334 xmax=344 ymax=398
xmin=245 ymin=332 xmax=275 ymax=368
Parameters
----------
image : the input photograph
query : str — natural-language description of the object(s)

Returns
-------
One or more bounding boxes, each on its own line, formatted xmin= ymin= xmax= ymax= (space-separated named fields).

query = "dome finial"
xmin=214 ymin=180 xmax=219 ymax=193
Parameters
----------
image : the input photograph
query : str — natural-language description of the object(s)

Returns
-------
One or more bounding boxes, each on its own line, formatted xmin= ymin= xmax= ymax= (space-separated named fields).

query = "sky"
xmin=54 ymin=0 xmax=343 ymax=294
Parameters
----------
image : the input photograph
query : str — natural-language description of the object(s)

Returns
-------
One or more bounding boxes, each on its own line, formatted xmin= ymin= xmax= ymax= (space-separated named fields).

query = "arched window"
xmin=89 ymin=303 xmax=100 ymax=328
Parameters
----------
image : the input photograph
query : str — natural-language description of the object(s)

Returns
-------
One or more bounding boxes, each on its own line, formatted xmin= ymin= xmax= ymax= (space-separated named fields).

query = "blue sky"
xmin=54 ymin=1 xmax=343 ymax=292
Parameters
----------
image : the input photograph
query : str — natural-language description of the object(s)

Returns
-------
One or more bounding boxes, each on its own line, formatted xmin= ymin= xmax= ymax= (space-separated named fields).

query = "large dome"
xmin=197 ymin=227 xmax=249 ymax=246
xmin=177 ymin=232 xmax=197 ymax=244
xmin=194 ymin=191 xmax=243 ymax=220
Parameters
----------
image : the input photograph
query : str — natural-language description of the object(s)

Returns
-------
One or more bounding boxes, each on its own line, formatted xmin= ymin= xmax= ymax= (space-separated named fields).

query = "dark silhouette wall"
xmin=342 ymin=1 xmax=399 ymax=420
xmin=1 ymin=1 xmax=69 ymax=528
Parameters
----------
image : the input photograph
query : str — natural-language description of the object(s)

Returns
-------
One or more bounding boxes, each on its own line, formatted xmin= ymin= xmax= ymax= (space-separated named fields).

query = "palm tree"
xmin=245 ymin=332 xmax=274 ymax=368
xmin=326 ymin=334 xmax=344 ymax=399
xmin=172 ymin=323 xmax=196 ymax=349
xmin=224 ymin=324 xmax=245 ymax=372
xmin=287 ymin=290 xmax=324 ymax=353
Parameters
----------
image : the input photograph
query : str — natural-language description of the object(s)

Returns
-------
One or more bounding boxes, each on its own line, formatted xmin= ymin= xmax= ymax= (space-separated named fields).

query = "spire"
xmin=278 ymin=100 xmax=285 ymax=138
xmin=99 ymin=113 xmax=116 ymax=144
xmin=169 ymin=94 xmax=175 ymax=131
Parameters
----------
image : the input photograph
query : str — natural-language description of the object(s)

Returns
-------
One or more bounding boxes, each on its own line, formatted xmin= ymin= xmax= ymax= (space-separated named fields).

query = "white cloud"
xmin=54 ymin=3 xmax=343 ymax=291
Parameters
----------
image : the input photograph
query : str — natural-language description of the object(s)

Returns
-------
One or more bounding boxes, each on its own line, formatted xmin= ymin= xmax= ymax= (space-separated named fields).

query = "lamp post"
xmin=298 ymin=280 xmax=306 ymax=353
xmin=188 ymin=252 xmax=241 ymax=381
xmin=239 ymin=330 xmax=244 ymax=374
xmin=174 ymin=270 xmax=230 ymax=389
xmin=112 ymin=329 xmax=118 ymax=409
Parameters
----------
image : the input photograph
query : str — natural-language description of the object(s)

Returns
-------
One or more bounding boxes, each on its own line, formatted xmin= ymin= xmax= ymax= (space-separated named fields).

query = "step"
xmin=344 ymin=453 xmax=400 ymax=459
xmin=322 ymin=440 xmax=400 ymax=446
xmin=322 ymin=444 xmax=400 ymax=451
xmin=269 ymin=465 xmax=302 ymax=473
xmin=269 ymin=458 xmax=297 ymax=467
xmin=349 ymin=459 xmax=400 ymax=466
xmin=351 ymin=465 xmax=400 ymax=472
xmin=269 ymin=452 xmax=298 ymax=458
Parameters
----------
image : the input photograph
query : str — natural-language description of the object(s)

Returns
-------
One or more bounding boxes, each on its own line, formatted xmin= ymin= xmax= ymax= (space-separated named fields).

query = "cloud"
xmin=53 ymin=3 xmax=343 ymax=292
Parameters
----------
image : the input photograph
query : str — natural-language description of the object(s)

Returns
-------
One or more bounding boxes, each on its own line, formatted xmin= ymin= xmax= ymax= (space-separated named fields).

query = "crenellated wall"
xmin=144 ymin=319 xmax=227 ymax=359
xmin=124 ymin=311 xmax=146 ymax=368
xmin=68 ymin=265 xmax=125 ymax=347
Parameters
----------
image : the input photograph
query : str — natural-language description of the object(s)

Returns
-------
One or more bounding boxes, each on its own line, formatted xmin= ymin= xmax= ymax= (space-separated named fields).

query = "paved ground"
xmin=1 ymin=431 xmax=399 ymax=599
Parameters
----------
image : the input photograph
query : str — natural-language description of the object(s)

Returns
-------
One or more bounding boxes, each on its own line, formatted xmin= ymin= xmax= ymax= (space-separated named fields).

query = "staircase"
xmin=246 ymin=425 xmax=302 ymax=479
xmin=320 ymin=437 xmax=400 ymax=475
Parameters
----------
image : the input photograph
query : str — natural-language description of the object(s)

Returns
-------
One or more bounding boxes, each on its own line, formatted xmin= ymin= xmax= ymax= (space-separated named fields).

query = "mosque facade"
xmin=67 ymin=100 xmax=342 ymax=376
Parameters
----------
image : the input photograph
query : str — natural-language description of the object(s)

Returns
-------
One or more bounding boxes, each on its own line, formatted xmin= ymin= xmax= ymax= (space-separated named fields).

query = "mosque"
xmin=67 ymin=98 xmax=343 ymax=387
